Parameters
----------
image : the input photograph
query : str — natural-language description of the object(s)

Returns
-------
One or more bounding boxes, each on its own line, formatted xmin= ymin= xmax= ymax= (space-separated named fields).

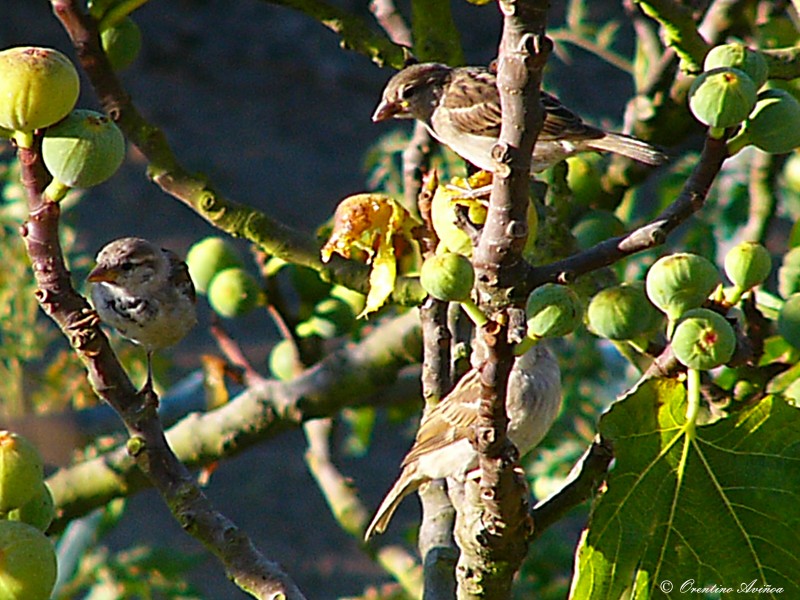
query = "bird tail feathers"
xmin=364 ymin=470 xmax=422 ymax=541
xmin=588 ymin=132 xmax=669 ymax=166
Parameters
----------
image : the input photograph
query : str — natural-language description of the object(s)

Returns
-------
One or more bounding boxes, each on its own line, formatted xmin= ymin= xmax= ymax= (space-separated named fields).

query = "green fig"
xmin=42 ymin=109 xmax=125 ymax=199
xmin=207 ymin=268 xmax=262 ymax=318
xmin=740 ymin=89 xmax=800 ymax=154
xmin=6 ymin=482 xmax=54 ymax=532
xmin=100 ymin=17 xmax=142 ymax=71
xmin=704 ymin=43 xmax=768 ymax=89
xmin=724 ymin=241 xmax=771 ymax=292
xmin=420 ymin=252 xmax=475 ymax=302
xmin=587 ymin=284 xmax=660 ymax=341
xmin=0 ymin=432 xmax=44 ymax=513
xmin=268 ymin=339 xmax=299 ymax=381
xmin=330 ymin=285 xmax=365 ymax=317
xmin=671 ymin=308 xmax=736 ymax=370
xmin=0 ymin=46 xmax=80 ymax=138
xmin=688 ymin=67 xmax=758 ymax=132
xmin=778 ymin=294 xmax=800 ymax=349
xmin=525 ymin=283 xmax=581 ymax=339
xmin=645 ymin=253 xmax=720 ymax=321
xmin=779 ymin=247 xmax=800 ymax=298
xmin=566 ymin=154 xmax=604 ymax=208
xmin=0 ymin=520 xmax=57 ymax=600
xmin=296 ymin=297 xmax=356 ymax=339
xmin=571 ymin=210 xmax=625 ymax=250
xmin=185 ymin=236 xmax=243 ymax=294
xmin=289 ymin=265 xmax=332 ymax=305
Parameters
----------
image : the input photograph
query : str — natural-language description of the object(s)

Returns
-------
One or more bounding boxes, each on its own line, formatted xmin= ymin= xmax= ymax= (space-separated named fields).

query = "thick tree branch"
xmin=18 ymin=140 xmax=306 ymax=600
xmin=529 ymin=437 xmax=613 ymax=540
xmin=525 ymin=134 xmax=729 ymax=289
xmin=456 ymin=1 xmax=550 ymax=598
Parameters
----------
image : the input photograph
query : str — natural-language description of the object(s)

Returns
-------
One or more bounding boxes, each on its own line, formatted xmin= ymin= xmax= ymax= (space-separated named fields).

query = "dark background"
xmin=1 ymin=1 xmax=632 ymax=597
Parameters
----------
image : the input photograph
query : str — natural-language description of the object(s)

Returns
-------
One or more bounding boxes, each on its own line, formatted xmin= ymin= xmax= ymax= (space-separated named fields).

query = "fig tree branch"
xmin=17 ymin=140 xmax=306 ymax=600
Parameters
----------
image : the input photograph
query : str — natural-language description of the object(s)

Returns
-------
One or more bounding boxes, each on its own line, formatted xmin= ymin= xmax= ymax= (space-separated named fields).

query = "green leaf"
xmin=571 ymin=378 xmax=800 ymax=599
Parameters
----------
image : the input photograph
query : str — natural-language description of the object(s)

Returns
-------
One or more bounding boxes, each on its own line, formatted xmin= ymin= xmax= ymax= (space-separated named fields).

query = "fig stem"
xmin=726 ymin=131 xmax=750 ymax=156
xmin=708 ymin=126 xmax=726 ymax=140
xmin=12 ymin=130 xmax=34 ymax=150
xmin=512 ymin=336 xmax=537 ymax=356
xmin=97 ymin=0 xmax=149 ymax=31
xmin=460 ymin=298 xmax=487 ymax=327
xmin=725 ymin=285 xmax=745 ymax=306
xmin=43 ymin=178 xmax=70 ymax=203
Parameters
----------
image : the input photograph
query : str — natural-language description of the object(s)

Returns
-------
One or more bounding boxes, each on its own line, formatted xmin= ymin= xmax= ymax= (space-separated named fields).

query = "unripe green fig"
xmin=671 ymin=308 xmax=736 ymax=370
xmin=42 ymin=109 xmax=125 ymax=196
xmin=778 ymin=247 xmax=800 ymax=298
xmin=207 ymin=268 xmax=262 ymax=318
xmin=587 ymin=284 xmax=660 ymax=341
xmin=688 ymin=67 xmax=758 ymax=130
xmin=645 ymin=253 xmax=720 ymax=321
xmin=741 ymin=89 xmax=800 ymax=154
xmin=289 ymin=265 xmax=332 ymax=305
xmin=185 ymin=236 xmax=243 ymax=294
xmin=566 ymin=154 xmax=603 ymax=207
xmin=269 ymin=339 xmax=299 ymax=381
xmin=100 ymin=17 xmax=142 ymax=71
xmin=724 ymin=241 xmax=771 ymax=292
xmin=704 ymin=43 xmax=768 ymax=89
xmin=420 ymin=252 xmax=475 ymax=302
xmin=0 ymin=432 xmax=44 ymax=513
xmin=330 ymin=284 xmax=365 ymax=317
xmin=525 ymin=283 xmax=581 ymax=339
xmin=0 ymin=520 xmax=57 ymax=600
xmin=778 ymin=294 xmax=800 ymax=349
xmin=571 ymin=210 xmax=625 ymax=250
xmin=296 ymin=297 xmax=356 ymax=339
xmin=0 ymin=46 xmax=80 ymax=135
xmin=6 ymin=482 xmax=54 ymax=532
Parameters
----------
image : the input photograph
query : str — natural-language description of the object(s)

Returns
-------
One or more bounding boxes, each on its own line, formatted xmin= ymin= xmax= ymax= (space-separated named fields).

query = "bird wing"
xmin=442 ymin=67 xmax=604 ymax=144
xmin=164 ymin=250 xmax=197 ymax=303
xmin=539 ymin=92 xmax=604 ymax=142
xmin=401 ymin=368 xmax=481 ymax=467
xmin=441 ymin=68 xmax=503 ymax=138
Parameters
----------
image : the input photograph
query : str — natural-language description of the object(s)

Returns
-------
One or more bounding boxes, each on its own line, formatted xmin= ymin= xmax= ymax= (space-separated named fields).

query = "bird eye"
xmin=120 ymin=262 xmax=134 ymax=271
xmin=400 ymin=84 xmax=417 ymax=100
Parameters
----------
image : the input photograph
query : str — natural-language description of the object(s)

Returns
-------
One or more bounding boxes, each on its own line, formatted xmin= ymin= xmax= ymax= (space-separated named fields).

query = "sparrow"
xmin=364 ymin=344 xmax=562 ymax=540
xmin=372 ymin=62 xmax=668 ymax=173
xmin=88 ymin=237 xmax=197 ymax=393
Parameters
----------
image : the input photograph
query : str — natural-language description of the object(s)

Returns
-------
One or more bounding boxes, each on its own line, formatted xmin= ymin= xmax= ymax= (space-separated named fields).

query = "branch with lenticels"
xmin=17 ymin=140 xmax=306 ymax=600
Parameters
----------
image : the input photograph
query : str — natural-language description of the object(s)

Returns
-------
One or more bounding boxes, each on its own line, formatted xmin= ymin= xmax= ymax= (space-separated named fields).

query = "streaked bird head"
xmin=372 ymin=62 xmax=452 ymax=123
xmin=88 ymin=237 xmax=168 ymax=292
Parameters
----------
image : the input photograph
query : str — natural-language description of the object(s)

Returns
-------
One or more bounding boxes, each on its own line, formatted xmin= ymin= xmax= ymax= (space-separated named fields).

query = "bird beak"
xmin=87 ymin=265 xmax=119 ymax=283
xmin=372 ymin=99 xmax=403 ymax=122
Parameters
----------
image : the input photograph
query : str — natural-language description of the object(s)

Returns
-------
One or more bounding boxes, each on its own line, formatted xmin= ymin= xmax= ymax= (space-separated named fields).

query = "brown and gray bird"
xmin=373 ymin=62 xmax=667 ymax=173
xmin=88 ymin=237 xmax=197 ymax=393
xmin=365 ymin=344 xmax=562 ymax=540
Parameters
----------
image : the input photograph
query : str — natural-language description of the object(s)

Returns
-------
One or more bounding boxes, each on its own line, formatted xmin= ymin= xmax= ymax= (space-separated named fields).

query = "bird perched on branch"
xmin=364 ymin=344 xmax=562 ymax=540
xmin=373 ymin=62 xmax=668 ymax=173
xmin=88 ymin=237 xmax=197 ymax=394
